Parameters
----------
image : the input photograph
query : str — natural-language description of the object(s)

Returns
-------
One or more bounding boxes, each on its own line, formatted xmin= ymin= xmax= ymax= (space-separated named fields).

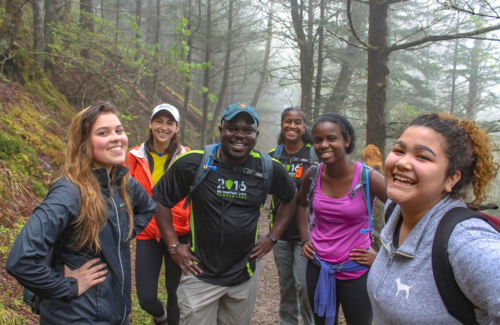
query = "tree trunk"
xmin=32 ymin=0 xmax=45 ymax=70
xmin=80 ymin=0 xmax=93 ymax=58
xmin=0 ymin=0 xmax=25 ymax=55
xmin=326 ymin=1 xmax=365 ymax=114
xmin=450 ymin=38 xmax=459 ymax=114
xmin=450 ymin=14 xmax=460 ymax=114
xmin=208 ymin=0 xmax=233 ymax=143
xmin=135 ymin=0 xmax=142 ymax=61
xmin=366 ymin=0 xmax=389 ymax=156
xmin=180 ymin=0 xmax=193 ymax=145
xmin=151 ymin=0 xmax=161 ymax=102
xmin=44 ymin=0 xmax=60 ymax=70
xmin=115 ymin=0 xmax=120 ymax=43
xmin=466 ymin=37 xmax=483 ymax=119
xmin=63 ymin=0 xmax=72 ymax=22
xmin=313 ymin=0 xmax=324 ymax=120
xmin=250 ymin=0 xmax=273 ymax=109
xmin=146 ymin=0 xmax=156 ymax=44
xmin=200 ymin=0 xmax=211 ymax=147
xmin=290 ymin=0 xmax=314 ymax=121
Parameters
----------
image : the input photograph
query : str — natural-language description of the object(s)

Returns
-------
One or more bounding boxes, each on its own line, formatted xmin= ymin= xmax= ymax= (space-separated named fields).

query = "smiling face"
xmin=219 ymin=113 xmax=259 ymax=165
xmin=281 ymin=110 xmax=305 ymax=144
xmin=90 ymin=112 xmax=128 ymax=171
xmin=313 ymin=121 xmax=351 ymax=164
xmin=149 ymin=110 xmax=179 ymax=147
xmin=385 ymin=126 xmax=461 ymax=213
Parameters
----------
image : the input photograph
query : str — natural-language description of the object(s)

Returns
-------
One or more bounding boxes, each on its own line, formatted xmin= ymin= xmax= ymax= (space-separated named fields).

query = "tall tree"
xmin=313 ymin=0 xmax=324 ymax=119
xmin=135 ymin=0 xmax=142 ymax=61
xmin=0 ymin=0 xmax=26 ymax=55
xmin=346 ymin=0 xmax=500 ymax=155
xmin=290 ymin=0 xmax=314 ymax=120
xmin=44 ymin=0 xmax=61 ymax=70
xmin=207 ymin=0 xmax=233 ymax=142
xmin=466 ymin=37 xmax=484 ymax=119
xmin=80 ymin=0 xmax=93 ymax=58
xmin=250 ymin=0 xmax=273 ymax=109
xmin=151 ymin=0 xmax=161 ymax=102
xmin=32 ymin=0 xmax=45 ymax=70
xmin=200 ymin=0 xmax=212 ymax=147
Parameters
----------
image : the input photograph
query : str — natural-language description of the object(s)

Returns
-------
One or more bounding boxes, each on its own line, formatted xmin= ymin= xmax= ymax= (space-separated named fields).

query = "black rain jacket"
xmin=6 ymin=166 xmax=157 ymax=324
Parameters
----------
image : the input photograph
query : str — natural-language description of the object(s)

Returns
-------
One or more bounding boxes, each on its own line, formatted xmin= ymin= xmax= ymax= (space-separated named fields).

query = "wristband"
xmin=266 ymin=233 xmax=277 ymax=245
xmin=301 ymin=239 xmax=311 ymax=246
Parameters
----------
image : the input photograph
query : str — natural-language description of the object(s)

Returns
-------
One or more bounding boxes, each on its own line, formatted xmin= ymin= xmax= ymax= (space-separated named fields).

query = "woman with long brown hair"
xmin=7 ymin=102 xmax=157 ymax=325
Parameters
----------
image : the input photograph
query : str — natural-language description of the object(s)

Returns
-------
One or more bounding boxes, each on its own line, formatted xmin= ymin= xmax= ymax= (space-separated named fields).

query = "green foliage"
xmin=0 ymin=133 xmax=22 ymax=161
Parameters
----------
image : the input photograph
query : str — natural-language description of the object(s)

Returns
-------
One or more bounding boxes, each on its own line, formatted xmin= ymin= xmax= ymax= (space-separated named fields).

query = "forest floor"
xmin=0 ymin=199 xmax=346 ymax=324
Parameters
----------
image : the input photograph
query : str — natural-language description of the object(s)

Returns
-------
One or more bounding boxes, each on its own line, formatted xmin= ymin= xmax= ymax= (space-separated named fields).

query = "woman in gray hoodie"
xmin=367 ymin=113 xmax=500 ymax=324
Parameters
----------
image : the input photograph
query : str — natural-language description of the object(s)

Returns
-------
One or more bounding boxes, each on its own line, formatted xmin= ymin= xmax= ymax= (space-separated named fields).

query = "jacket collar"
xmin=380 ymin=195 xmax=465 ymax=258
xmin=93 ymin=165 xmax=129 ymax=188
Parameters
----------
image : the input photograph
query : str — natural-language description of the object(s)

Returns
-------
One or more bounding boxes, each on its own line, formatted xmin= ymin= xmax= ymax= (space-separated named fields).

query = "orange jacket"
xmin=126 ymin=142 xmax=190 ymax=240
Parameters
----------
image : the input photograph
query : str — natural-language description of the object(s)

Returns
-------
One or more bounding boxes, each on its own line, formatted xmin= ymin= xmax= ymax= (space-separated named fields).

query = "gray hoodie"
xmin=367 ymin=195 xmax=500 ymax=324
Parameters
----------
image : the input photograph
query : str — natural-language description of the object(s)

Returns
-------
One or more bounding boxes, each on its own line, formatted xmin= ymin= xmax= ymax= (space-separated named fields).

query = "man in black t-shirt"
xmin=153 ymin=103 xmax=297 ymax=325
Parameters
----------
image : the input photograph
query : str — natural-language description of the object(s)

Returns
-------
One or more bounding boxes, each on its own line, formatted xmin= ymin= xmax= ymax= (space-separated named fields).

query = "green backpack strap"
xmin=253 ymin=149 xmax=273 ymax=196
xmin=182 ymin=144 xmax=218 ymax=209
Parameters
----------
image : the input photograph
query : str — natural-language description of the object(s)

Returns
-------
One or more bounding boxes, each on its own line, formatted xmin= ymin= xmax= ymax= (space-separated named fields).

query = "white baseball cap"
xmin=151 ymin=103 xmax=180 ymax=123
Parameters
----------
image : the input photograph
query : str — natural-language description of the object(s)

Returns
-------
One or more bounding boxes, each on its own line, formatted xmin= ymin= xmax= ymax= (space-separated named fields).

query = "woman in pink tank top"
xmin=297 ymin=112 xmax=387 ymax=325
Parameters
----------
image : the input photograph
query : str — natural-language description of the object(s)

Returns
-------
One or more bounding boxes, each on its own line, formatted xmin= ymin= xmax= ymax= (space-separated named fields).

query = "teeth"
xmin=109 ymin=147 xmax=121 ymax=152
xmin=321 ymin=152 xmax=331 ymax=156
xmin=394 ymin=175 xmax=415 ymax=186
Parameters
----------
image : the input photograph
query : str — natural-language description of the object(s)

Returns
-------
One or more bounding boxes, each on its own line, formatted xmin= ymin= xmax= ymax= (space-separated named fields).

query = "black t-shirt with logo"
xmin=268 ymin=144 xmax=314 ymax=241
xmin=152 ymin=149 xmax=296 ymax=286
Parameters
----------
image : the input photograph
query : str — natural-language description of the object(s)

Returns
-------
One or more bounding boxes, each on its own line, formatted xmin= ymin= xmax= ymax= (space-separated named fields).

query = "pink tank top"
xmin=310 ymin=162 xmax=371 ymax=280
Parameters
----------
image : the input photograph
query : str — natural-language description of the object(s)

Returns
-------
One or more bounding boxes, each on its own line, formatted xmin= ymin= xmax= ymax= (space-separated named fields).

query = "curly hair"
xmin=312 ymin=112 xmax=356 ymax=154
xmin=277 ymin=107 xmax=314 ymax=145
xmin=407 ymin=113 xmax=498 ymax=203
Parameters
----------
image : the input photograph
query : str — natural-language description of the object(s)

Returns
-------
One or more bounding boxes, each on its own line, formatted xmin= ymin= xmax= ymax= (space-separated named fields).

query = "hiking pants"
xmin=306 ymin=260 xmax=372 ymax=325
xmin=273 ymin=240 xmax=314 ymax=325
xmin=177 ymin=261 xmax=261 ymax=325
xmin=135 ymin=235 xmax=189 ymax=325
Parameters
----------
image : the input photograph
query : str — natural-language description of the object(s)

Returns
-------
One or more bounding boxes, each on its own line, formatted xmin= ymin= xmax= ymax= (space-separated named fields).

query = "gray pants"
xmin=274 ymin=240 xmax=315 ymax=325
xmin=177 ymin=261 xmax=261 ymax=325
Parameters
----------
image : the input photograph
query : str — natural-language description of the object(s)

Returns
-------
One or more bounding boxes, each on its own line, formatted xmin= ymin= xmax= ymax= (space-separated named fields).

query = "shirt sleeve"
xmin=152 ymin=152 xmax=202 ymax=208
xmin=128 ymin=177 xmax=157 ymax=238
xmin=268 ymin=159 xmax=296 ymax=203
xmin=448 ymin=218 xmax=500 ymax=323
xmin=6 ymin=180 xmax=80 ymax=299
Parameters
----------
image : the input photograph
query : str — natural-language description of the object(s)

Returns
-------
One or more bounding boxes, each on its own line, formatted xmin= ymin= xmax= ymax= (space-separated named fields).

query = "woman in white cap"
xmin=126 ymin=103 xmax=190 ymax=325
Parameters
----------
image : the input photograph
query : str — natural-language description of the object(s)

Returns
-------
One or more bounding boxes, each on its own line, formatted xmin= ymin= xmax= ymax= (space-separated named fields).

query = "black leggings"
xmin=306 ymin=260 xmax=372 ymax=325
xmin=135 ymin=235 xmax=189 ymax=325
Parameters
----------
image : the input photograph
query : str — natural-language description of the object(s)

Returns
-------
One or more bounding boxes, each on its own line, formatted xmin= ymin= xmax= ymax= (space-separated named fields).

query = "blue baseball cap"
xmin=220 ymin=103 xmax=259 ymax=126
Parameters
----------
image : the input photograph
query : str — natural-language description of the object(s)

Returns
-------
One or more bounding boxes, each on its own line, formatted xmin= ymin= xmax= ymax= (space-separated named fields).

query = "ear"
xmin=175 ymin=123 xmax=180 ymax=133
xmin=344 ymin=135 xmax=352 ymax=148
xmin=148 ymin=120 xmax=153 ymax=130
xmin=445 ymin=171 xmax=461 ymax=193
xmin=219 ymin=125 xmax=223 ymax=138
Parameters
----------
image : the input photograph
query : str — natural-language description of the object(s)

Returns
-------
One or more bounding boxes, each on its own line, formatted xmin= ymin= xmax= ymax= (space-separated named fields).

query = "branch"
xmin=384 ymin=0 xmax=411 ymax=5
xmin=325 ymin=29 xmax=369 ymax=51
xmin=347 ymin=0 xmax=372 ymax=49
xmin=387 ymin=23 xmax=500 ymax=52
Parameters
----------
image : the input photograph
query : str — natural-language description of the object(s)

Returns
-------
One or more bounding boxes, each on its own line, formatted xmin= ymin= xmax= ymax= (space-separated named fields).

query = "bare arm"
xmin=370 ymin=170 xmax=388 ymax=203
xmin=297 ymin=168 xmax=316 ymax=259
xmin=155 ymin=201 xmax=202 ymax=275
xmin=251 ymin=189 xmax=297 ymax=261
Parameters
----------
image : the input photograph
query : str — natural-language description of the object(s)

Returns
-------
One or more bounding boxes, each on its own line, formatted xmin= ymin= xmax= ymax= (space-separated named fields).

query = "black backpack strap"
xmin=432 ymin=207 xmax=484 ymax=325
xmin=384 ymin=201 xmax=398 ymax=224
xmin=308 ymin=143 xmax=318 ymax=162
xmin=182 ymin=144 xmax=218 ymax=209
xmin=307 ymin=164 xmax=320 ymax=203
